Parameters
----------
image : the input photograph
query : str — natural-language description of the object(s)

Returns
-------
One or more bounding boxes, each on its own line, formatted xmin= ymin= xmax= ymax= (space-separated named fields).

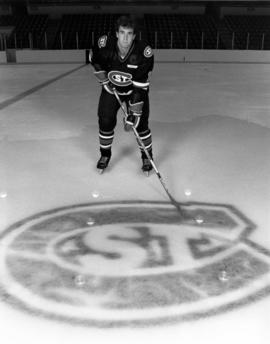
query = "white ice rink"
xmin=0 ymin=61 xmax=270 ymax=344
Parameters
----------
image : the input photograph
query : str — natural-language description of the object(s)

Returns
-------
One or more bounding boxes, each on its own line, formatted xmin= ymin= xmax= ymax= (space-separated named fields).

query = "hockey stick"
xmin=113 ymin=88 xmax=187 ymax=220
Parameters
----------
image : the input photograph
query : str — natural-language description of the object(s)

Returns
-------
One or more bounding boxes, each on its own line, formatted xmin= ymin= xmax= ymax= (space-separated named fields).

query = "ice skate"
xmin=97 ymin=156 xmax=111 ymax=174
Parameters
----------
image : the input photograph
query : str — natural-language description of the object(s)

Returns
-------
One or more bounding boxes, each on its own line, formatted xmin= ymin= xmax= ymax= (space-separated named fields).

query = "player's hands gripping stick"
xmin=94 ymin=70 xmax=114 ymax=94
xmin=124 ymin=101 xmax=144 ymax=131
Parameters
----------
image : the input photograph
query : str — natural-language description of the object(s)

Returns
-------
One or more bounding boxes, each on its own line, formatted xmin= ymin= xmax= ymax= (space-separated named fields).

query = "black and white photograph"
xmin=0 ymin=1 xmax=269 ymax=343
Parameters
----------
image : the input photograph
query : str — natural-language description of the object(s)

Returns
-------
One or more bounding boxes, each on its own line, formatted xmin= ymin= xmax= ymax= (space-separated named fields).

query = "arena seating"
xmin=4 ymin=15 xmax=48 ymax=49
xmin=144 ymin=14 xmax=223 ymax=49
xmin=223 ymin=15 xmax=270 ymax=50
xmin=52 ymin=14 xmax=119 ymax=49
xmin=0 ymin=15 xmax=19 ymax=26
xmin=1 ymin=13 xmax=269 ymax=50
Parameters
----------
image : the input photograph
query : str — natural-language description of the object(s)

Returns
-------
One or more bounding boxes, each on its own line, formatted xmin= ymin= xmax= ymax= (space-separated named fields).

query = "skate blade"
xmin=143 ymin=171 xmax=150 ymax=177
xmin=97 ymin=168 xmax=105 ymax=174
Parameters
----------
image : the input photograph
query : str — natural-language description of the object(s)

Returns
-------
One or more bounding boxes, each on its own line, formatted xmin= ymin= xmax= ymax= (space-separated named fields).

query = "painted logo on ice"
xmin=0 ymin=201 xmax=269 ymax=327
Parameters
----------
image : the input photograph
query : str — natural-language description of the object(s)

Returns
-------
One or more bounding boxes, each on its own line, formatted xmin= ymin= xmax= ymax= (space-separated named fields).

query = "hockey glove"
xmin=124 ymin=101 xmax=144 ymax=131
xmin=94 ymin=70 xmax=114 ymax=94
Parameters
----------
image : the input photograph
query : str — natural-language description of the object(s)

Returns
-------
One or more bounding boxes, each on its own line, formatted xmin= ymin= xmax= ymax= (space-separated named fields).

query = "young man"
xmin=90 ymin=15 xmax=154 ymax=174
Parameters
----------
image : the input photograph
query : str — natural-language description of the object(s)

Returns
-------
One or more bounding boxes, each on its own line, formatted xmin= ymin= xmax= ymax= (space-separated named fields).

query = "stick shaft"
xmin=113 ymin=89 xmax=185 ymax=218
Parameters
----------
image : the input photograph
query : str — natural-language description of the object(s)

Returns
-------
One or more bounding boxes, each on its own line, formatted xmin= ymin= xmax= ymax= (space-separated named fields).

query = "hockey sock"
xmin=99 ymin=130 xmax=114 ymax=156
xmin=141 ymin=149 xmax=153 ymax=160
xmin=137 ymin=129 xmax=153 ymax=159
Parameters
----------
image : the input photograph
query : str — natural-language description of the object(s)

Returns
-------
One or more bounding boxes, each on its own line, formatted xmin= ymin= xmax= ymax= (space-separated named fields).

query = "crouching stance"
xmin=89 ymin=15 xmax=154 ymax=174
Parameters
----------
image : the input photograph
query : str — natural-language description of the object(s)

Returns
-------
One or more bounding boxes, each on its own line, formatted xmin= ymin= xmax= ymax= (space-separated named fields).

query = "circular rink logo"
xmin=0 ymin=201 xmax=270 ymax=327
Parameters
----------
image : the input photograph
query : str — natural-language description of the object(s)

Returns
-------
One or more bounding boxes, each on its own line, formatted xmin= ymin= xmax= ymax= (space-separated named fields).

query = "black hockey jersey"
xmin=90 ymin=34 xmax=154 ymax=97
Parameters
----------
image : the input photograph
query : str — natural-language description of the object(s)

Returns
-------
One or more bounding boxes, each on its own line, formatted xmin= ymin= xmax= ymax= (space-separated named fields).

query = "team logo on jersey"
xmin=98 ymin=35 xmax=107 ymax=48
xmin=144 ymin=46 xmax=153 ymax=58
xmin=108 ymin=71 xmax=133 ymax=87
xmin=0 ymin=201 xmax=269 ymax=327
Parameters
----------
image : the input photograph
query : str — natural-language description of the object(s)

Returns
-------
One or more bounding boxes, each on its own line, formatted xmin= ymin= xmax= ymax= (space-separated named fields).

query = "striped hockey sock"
xmin=99 ymin=130 xmax=114 ymax=156
xmin=137 ymin=129 xmax=153 ymax=158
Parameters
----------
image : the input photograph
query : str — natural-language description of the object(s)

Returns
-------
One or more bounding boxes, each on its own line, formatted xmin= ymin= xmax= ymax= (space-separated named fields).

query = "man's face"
xmin=116 ymin=26 xmax=136 ymax=50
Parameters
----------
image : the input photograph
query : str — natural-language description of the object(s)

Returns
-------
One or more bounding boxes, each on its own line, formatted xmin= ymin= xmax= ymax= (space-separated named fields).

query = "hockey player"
xmin=89 ymin=15 xmax=154 ymax=174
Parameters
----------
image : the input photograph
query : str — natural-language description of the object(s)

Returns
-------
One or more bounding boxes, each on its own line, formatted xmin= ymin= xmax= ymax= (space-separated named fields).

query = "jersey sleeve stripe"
xmin=133 ymin=80 xmax=150 ymax=88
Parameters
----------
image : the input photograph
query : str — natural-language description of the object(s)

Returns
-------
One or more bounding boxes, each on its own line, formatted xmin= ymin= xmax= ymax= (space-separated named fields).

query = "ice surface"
xmin=0 ymin=62 xmax=269 ymax=344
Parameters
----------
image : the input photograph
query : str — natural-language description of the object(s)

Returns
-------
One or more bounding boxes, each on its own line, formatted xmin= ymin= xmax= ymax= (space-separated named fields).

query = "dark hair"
xmin=115 ymin=15 xmax=137 ymax=34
